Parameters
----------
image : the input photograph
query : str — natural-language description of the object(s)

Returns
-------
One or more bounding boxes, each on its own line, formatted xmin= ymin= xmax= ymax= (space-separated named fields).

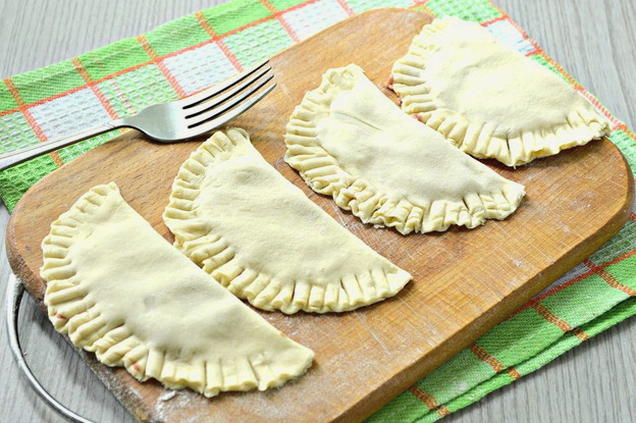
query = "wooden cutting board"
xmin=5 ymin=8 xmax=633 ymax=423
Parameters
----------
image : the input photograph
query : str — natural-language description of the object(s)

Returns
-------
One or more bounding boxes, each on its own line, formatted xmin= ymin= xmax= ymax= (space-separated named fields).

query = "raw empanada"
xmin=41 ymin=183 xmax=314 ymax=397
xmin=391 ymin=17 xmax=609 ymax=166
xmin=284 ymin=64 xmax=525 ymax=234
xmin=163 ymin=128 xmax=411 ymax=314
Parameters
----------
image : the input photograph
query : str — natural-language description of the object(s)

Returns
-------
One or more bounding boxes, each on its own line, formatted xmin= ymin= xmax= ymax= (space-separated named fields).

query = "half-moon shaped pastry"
xmin=285 ymin=64 xmax=525 ymax=234
xmin=163 ymin=128 xmax=411 ymax=314
xmin=391 ymin=17 xmax=609 ymax=166
xmin=41 ymin=183 xmax=314 ymax=397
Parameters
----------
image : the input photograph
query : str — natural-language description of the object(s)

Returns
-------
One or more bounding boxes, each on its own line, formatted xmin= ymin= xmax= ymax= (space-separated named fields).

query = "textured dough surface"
xmin=391 ymin=17 xmax=609 ymax=166
xmin=41 ymin=183 xmax=314 ymax=397
xmin=285 ymin=64 xmax=525 ymax=234
xmin=163 ymin=128 xmax=411 ymax=314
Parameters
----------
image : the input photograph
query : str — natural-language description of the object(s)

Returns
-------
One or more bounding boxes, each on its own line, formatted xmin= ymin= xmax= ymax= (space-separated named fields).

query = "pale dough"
xmin=41 ymin=183 xmax=314 ymax=397
xmin=285 ymin=64 xmax=525 ymax=234
xmin=163 ymin=128 xmax=411 ymax=314
xmin=391 ymin=17 xmax=609 ymax=166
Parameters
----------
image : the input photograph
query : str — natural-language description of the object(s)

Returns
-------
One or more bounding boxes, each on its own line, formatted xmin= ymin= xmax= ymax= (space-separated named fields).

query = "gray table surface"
xmin=0 ymin=0 xmax=634 ymax=422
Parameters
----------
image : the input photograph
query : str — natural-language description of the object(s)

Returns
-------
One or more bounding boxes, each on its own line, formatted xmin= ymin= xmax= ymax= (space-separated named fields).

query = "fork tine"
xmin=187 ymin=75 xmax=275 ymax=128
xmin=184 ymin=83 xmax=276 ymax=137
xmin=181 ymin=59 xmax=270 ymax=108
xmin=185 ymin=68 xmax=274 ymax=118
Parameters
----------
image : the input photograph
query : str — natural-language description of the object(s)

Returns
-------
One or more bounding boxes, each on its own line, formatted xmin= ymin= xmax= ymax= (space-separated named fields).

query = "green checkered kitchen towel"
xmin=0 ymin=0 xmax=633 ymax=421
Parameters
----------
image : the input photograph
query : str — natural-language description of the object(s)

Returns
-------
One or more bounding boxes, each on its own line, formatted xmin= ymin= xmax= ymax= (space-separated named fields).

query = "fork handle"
xmin=0 ymin=119 xmax=123 ymax=172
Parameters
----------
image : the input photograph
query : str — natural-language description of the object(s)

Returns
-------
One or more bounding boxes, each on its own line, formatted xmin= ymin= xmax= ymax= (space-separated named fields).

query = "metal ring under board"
xmin=5 ymin=273 xmax=95 ymax=423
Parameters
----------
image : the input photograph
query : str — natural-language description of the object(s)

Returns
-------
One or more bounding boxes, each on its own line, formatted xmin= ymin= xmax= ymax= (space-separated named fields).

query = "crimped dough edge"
xmin=163 ymin=128 xmax=411 ymax=314
xmin=41 ymin=182 xmax=313 ymax=397
xmin=390 ymin=17 xmax=609 ymax=167
xmin=284 ymin=64 xmax=525 ymax=235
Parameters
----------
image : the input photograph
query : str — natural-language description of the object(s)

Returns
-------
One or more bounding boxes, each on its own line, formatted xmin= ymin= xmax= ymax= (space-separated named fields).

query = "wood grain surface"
xmin=0 ymin=1 xmax=635 ymax=423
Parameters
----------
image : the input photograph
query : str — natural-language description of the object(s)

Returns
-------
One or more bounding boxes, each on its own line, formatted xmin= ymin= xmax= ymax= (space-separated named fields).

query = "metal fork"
xmin=0 ymin=60 xmax=276 ymax=171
